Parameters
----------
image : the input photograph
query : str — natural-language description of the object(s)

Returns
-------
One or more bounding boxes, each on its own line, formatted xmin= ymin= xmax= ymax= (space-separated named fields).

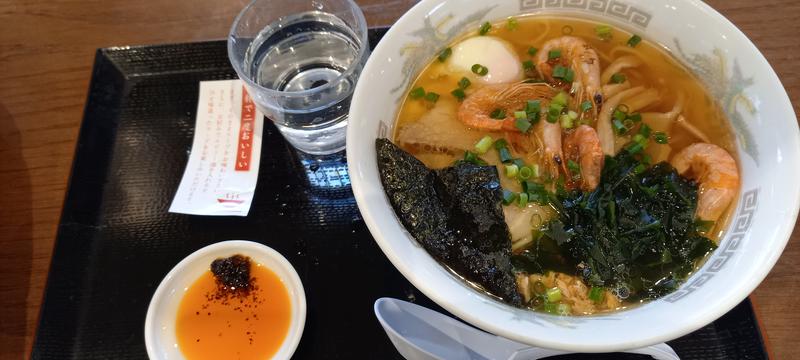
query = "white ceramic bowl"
xmin=144 ymin=240 xmax=306 ymax=359
xmin=348 ymin=0 xmax=799 ymax=352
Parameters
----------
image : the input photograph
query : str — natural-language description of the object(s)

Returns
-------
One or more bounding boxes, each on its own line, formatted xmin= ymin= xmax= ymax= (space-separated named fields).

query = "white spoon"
xmin=374 ymin=298 xmax=680 ymax=360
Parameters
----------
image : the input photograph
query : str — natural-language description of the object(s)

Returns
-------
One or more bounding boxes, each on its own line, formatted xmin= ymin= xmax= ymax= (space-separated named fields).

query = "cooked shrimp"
xmin=563 ymin=125 xmax=604 ymax=191
xmin=536 ymin=118 xmax=564 ymax=177
xmin=457 ymin=82 xmax=556 ymax=131
xmin=670 ymin=143 xmax=739 ymax=221
xmin=536 ymin=36 xmax=603 ymax=111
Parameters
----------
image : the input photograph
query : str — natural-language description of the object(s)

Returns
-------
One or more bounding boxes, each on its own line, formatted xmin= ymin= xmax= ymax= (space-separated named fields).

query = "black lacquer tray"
xmin=31 ymin=27 xmax=770 ymax=359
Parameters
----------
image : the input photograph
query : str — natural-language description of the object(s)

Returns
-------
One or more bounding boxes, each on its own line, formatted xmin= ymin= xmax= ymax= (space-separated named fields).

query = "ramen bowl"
xmin=347 ymin=0 xmax=799 ymax=352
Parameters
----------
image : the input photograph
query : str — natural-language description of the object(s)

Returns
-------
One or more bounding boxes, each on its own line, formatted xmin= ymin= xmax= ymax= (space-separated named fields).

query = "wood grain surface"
xmin=0 ymin=0 xmax=798 ymax=358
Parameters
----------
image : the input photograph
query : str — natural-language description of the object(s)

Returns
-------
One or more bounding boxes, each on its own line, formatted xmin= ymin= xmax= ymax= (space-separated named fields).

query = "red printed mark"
xmin=217 ymin=198 xmax=245 ymax=204
xmin=236 ymin=86 xmax=255 ymax=171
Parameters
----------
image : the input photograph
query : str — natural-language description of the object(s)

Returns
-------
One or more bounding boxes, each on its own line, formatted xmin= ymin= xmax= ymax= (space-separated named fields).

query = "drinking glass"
xmin=228 ymin=0 xmax=369 ymax=155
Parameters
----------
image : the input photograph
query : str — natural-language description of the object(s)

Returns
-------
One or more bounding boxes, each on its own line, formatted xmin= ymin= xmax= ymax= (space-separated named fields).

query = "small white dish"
xmin=144 ymin=240 xmax=306 ymax=360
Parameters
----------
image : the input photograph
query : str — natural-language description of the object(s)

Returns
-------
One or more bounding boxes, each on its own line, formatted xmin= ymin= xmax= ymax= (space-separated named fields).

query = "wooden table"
xmin=0 ymin=0 xmax=797 ymax=358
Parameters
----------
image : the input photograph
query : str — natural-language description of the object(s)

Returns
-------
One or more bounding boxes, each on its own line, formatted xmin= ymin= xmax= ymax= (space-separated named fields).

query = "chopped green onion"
xmin=580 ymin=100 xmax=593 ymax=112
xmin=409 ymin=87 xmax=425 ymax=99
xmin=595 ymin=24 xmax=613 ymax=40
xmin=474 ymin=135 xmax=494 ymax=154
xmin=518 ymin=192 xmax=529 ymax=207
xmin=560 ymin=114 xmax=574 ymax=129
xmin=458 ymin=77 xmax=472 ymax=89
xmin=632 ymin=133 xmax=646 ymax=144
xmin=627 ymin=34 xmax=642 ymax=48
xmin=451 ymin=88 xmax=466 ymax=101
xmin=471 ymin=64 xmax=489 ymax=76
xmin=617 ymin=104 xmax=630 ymax=113
xmin=530 ymin=111 xmax=541 ymax=124
xmin=613 ymin=108 xmax=628 ymax=121
xmin=522 ymin=180 xmax=539 ymax=193
xmin=515 ymin=118 xmax=532 ymax=133
xmin=638 ymin=123 xmax=652 ymax=138
xmin=623 ymin=118 xmax=635 ymax=130
xmin=526 ymin=100 xmax=542 ymax=114
xmin=531 ymin=164 xmax=540 ymax=178
xmin=543 ymin=303 xmax=559 ymax=314
xmin=479 ymin=22 xmax=492 ymax=35
xmin=528 ymin=47 xmax=538 ymax=56
xmin=542 ymin=302 xmax=570 ymax=315
xmin=552 ymin=65 xmax=568 ymax=79
xmin=502 ymin=189 xmax=517 ymax=205
xmin=556 ymin=303 xmax=571 ymax=316
xmin=512 ymin=158 xmax=526 ymax=168
xmin=505 ymin=164 xmax=519 ymax=178
xmin=506 ymin=17 xmax=519 ymax=30
xmin=552 ymin=92 xmax=569 ymax=107
xmin=567 ymin=159 xmax=581 ymax=175
xmin=490 ymin=108 xmax=507 ymax=119
xmin=628 ymin=113 xmax=642 ymax=123
xmin=552 ymin=66 xmax=575 ymax=83
xmin=519 ymin=166 xmax=533 ymax=179
xmin=548 ymin=49 xmax=562 ymax=60
xmin=612 ymin=118 xmax=627 ymax=135
xmin=564 ymin=68 xmax=575 ymax=83
xmin=425 ymin=92 xmax=440 ymax=103
xmin=437 ymin=47 xmax=452 ymax=62
xmin=654 ymin=131 xmax=669 ymax=144
xmin=547 ymin=104 xmax=564 ymax=125
xmin=610 ymin=73 xmax=627 ymax=84
xmin=499 ymin=147 xmax=513 ymax=163
xmin=633 ymin=163 xmax=647 ymax=174
xmin=494 ymin=138 xmax=509 ymax=150
xmin=463 ymin=151 xmax=488 ymax=166
xmin=522 ymin=60 xmax=535 ymax=72
xmin=568 ymin=110 xmax=578 ymax=120
xmin=514 ymin=111 xmax=528 ymax=120
xmin=588 ymin=287 xmax=604 ymax=303
xmin=546 ymin=287 xmax=562 ymax=302
xmin=626 ymin=141 xmax=645 ymax=154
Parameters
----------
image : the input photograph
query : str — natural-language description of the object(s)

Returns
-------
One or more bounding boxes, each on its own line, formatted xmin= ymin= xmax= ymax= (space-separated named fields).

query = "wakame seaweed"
xmin=518 ymin=151 xmax=717 ymax=301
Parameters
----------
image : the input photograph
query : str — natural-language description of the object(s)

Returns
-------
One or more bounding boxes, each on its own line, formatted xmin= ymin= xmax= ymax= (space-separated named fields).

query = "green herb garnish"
xmin=424 ymin=91 xmax=440 ymax=103
xmin=451 ymin=88 xmax=466 ymax=101
xmin=627 ymin=34 xmax=642 ymax=48
xmin=471 ymin=64 xmax=489 ymax=76
xmin=437 ymin=47 xmax=452 ymax=62
xmin=409 ymin=87 xmax=425 ymax=99
xmin=490 ymin=108 xmax=507 ymax=119
xmin=479 ymin=22 xmax=492 ymax=35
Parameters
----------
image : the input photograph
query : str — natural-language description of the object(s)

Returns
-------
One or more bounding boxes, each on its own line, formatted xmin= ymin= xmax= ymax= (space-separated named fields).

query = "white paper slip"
xmin=169 ymin=79 xmax=263 ymax=217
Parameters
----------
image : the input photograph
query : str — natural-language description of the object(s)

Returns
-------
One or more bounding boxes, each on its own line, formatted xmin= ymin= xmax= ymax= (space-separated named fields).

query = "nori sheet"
xmin=376 ymin=139 xmax=522 ymax=306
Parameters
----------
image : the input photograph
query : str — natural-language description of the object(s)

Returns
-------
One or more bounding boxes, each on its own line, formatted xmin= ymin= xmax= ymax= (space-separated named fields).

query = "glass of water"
xmin=228 ymin=0 xmax=369 ymax=155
